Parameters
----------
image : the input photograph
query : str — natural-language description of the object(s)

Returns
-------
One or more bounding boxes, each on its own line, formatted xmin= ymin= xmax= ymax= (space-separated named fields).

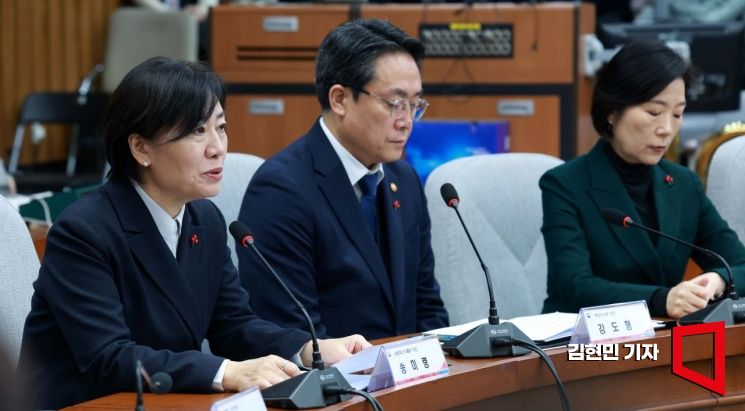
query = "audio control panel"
xmin=420 ymin=23 xmax=514 ymax=58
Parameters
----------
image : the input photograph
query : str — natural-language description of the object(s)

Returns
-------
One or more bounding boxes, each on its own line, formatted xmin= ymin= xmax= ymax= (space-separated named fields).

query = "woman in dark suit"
xmin=541 ymin=40 xmax=745 ymax=318
xmin=18 ymin=57 xmax=369 ymax=410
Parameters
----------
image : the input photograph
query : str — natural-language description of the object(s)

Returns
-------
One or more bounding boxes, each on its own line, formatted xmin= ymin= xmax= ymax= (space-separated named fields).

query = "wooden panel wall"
xmin=0 ymin=0 xmax=121 ymax=166
xmin=214 ymin=3 xmax=595 ymax=159
xmin=576 ymin=2 xmax=598 ymax=155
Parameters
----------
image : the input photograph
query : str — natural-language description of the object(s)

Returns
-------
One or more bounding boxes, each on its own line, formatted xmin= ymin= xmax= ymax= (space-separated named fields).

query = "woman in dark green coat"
xmin=541 ymin=40 xmax=745 ymax=318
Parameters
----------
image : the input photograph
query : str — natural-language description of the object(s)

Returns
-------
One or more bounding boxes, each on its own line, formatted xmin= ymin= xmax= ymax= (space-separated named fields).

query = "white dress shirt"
xmin=132 ymin=181 xmax=228 ymax=391
xmin=320 ymin=117 xmax=384 ymax=198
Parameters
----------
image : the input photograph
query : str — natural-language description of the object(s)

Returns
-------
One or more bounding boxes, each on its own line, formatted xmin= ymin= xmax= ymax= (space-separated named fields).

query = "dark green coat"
xmin=541 ymin=140 xmax=745 ymax=314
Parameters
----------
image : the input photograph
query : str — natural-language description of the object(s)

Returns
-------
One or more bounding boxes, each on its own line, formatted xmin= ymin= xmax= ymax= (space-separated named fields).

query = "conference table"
xmin=64 ymin=324 xmax=745 ymax=411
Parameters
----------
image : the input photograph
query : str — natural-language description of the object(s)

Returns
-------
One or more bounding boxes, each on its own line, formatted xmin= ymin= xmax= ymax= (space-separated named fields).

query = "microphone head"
xmin=440 ymin=183 xmax=460 ymax=208
xmin=149 ymin=372 xmax=173 ymax=394
xmin=229 ymin=221 xmax=254 ymax=246
xmin=601 ymin=208 xmax=633 ymax=228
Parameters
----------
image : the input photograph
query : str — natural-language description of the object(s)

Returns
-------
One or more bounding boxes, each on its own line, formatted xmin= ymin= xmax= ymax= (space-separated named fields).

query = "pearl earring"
xmin=143 ymin=161 xmax=150 ymax=167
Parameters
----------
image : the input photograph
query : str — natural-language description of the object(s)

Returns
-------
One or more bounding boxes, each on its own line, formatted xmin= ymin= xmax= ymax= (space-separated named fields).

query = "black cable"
xmin=323 ymin=341 xmax=566 ymax=411
xmin=324 ymin=387 xmax=384 ymax=411
xmin=510 ymin=339 xmax=571 ymax=411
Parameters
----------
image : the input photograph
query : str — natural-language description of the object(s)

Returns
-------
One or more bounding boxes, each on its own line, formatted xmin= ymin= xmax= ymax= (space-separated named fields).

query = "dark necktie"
xmin=359 ymin=174 xmax=379 ymax=237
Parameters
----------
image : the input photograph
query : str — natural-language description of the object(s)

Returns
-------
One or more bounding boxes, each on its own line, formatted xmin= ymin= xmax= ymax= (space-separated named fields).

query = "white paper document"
xmin=333 ymin=345 xmax=382 ymax=390
xmin=508 ymin=312 xmax=578 ymax=342
xmin=424 ymin=312 xmax=578 ymax=343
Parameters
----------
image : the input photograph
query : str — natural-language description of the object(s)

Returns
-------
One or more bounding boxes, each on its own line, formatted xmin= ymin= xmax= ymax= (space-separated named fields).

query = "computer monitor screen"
xmin=404 ymin=120 xmax=509 ymax=182
xmin=599 ymin=22 xmax=745 ymax=112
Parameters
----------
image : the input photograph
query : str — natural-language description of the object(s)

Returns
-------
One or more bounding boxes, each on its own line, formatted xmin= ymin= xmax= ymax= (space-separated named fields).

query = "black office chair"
xmin=7 ymin=92 xmax=108 ymax=194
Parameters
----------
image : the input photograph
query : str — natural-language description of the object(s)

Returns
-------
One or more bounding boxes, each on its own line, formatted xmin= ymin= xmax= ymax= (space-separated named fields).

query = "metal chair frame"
xmin=7 ymin=92 xmax=108 ymax=187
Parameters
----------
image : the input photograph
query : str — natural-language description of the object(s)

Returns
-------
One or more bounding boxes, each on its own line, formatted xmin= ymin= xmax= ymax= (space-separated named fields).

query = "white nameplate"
xmin=262 ymin=16 xmax=299 ymax=32
xmin=497 ymin=99 xmax=535 ymax=116
xmin=210 ymin=386 xmax=266 ymax=411
xmin=367 ymin=335 xmax=448 ymax=392
xmin=248 ymin=99 xmax=285 ymax=115
xmin=570 ymin=300 xmax=655 ymax=345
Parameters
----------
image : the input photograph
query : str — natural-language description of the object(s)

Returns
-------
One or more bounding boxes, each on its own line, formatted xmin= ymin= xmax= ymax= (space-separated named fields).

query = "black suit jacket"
xmin=18 ymin=177 xmax=309 ymax=409
xmin=238 ymin=120 xmax=448 ymax=339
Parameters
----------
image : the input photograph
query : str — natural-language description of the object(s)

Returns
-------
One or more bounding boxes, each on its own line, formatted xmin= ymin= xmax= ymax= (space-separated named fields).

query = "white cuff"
xmin=212 ymin=359 xmax=229 ymax=392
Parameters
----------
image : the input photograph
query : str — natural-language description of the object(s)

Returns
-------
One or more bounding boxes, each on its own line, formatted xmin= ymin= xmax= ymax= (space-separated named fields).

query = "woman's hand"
xmin=666 ymin=272 xmax=725 ymax=318
xmin=300 ymin=334 xmax=371 ymax=367
xmin=693 ymin=272 xmax=726 ymax=299
xmin=222 ymin=355 xmax=300 ymax=392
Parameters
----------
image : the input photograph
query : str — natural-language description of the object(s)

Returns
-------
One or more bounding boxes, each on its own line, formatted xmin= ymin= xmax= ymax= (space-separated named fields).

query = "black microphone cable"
xmin=492 ymin=338 xmax=571 ymax=411
xmin=440 ymin=182 xmax=570 ymax=410
xmin=323 ymin=387 xmax=384 ymax=411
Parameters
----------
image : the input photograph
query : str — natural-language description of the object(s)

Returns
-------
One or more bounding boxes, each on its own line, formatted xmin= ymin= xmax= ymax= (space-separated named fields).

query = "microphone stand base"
xmin=442 ymin=322 xmax=533 ymax=358
xmin=679 ymin=298 xmax=745 ymax=326
xmin=262 ymin=367 xmax=352 ymax=409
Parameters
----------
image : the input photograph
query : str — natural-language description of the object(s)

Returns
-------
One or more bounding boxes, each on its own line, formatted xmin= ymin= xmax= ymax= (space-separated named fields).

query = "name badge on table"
xmin=367 ymin=335 xmax=448 ymax=392
xmin=210 ymin=386 xmax=266 ymax=411
xmin=570 ymin=300 xmax=655 ymax=345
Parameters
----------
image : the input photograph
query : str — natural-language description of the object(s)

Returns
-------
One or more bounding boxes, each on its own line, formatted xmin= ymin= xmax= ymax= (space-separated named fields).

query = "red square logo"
xmin=671 ymin=321 xmax=726 ymax=395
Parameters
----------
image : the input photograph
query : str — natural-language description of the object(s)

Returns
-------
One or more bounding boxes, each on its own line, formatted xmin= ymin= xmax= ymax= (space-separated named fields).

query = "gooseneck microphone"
xmin=230 ymin=222 xmax=324 ymax=371
xmin=134 ymin=360 xmax=173 ymax=411
xmin=438 ymin=183 xmax=532 ymax=357
xmin=602 ymin=208 xmax=745 ymax=325
xmin=229 ymin=221 xmax=353 ymax=409
xmin=602 ymin=208 xmax=737 ymax=299
xmin=440 ymin=183 xmax=499 ymax=326
xmin=439 ymin=184 xmax=571 ymax=411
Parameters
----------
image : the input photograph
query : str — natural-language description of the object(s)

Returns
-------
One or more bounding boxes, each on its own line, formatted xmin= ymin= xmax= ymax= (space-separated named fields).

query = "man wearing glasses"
xmin=237 ymin=19 xmax=449 ymax=340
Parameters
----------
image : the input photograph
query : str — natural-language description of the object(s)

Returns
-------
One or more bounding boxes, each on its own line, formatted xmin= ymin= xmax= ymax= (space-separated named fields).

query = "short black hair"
xmin=315 ymin=19 xmax=424 ymax=110
xmin=591 ymin=39 xmax=694 ymax=139
xmin=104 ymin=57 xmax=226 ymax=182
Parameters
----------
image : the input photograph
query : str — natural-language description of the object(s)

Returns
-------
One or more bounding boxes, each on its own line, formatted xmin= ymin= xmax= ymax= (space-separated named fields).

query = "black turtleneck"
xmin=603 ymin=140 xmax=659 ymax=237
xmin=602 ymin=140 xmax=670 ymax=316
